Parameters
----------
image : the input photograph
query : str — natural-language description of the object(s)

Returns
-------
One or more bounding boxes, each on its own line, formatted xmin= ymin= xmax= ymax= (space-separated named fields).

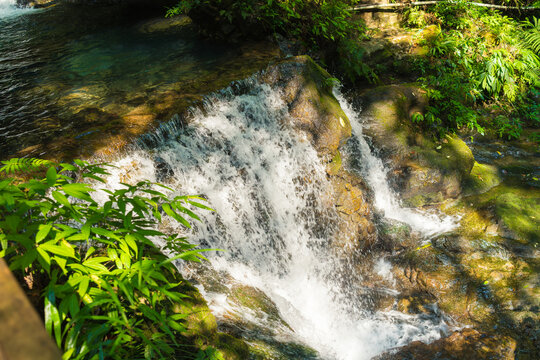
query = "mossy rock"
xmin=260 ymin=55 xmax=352 ymax=164
xmin=357 ymin=85 xmax=474 ymax=204
xmin=463 ymin=162 xmax=502 ymax=196
xmin=173 ymin=277 xmax=250 ymax=359
xmin=495 ymin=193 xmax=540 ymax=245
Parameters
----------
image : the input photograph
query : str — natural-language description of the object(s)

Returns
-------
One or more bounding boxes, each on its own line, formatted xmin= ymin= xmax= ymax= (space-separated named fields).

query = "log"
xmin=0 ymin=259 xmax=61 ymax=360
xmin=350 ymin=1 xmax=540 ymax=11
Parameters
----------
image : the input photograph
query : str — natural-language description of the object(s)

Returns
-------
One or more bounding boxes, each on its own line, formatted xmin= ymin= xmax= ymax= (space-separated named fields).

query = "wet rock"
xmin=375 ymin=328 xmax=516 ymax=360
xmin=154 ymin=156 xmax=174 ymax=182
xmin=138 ymin=15 xmax=193 ymax=34
xmin=331 ymin=170 xmax=378 ymax=251
xmin=355 ymin=85 xmax=474 ymax=206
xmin=495 ymin=193 xmax=540 ymax=244
xmin=259 ymin=55 xmax=352 ymax=160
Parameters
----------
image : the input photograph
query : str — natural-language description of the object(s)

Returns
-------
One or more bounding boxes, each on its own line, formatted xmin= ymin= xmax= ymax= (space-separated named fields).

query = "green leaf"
xmin=52 ymin=191 xmax=71 ymax=207
xmin=36 ymin=224 xmax=53 ymax=243
xmin=39 ymin=241 xmax=77 ymax=259
xmin=124 ymin=234 xmax=138 ymax=258
xmin=61 ymin=183 xmax=93 ymax=202
xmin=46 ymin=166 xmax=57 ymax=187
xmin=162 ymin=203 xmax=191 ymax=229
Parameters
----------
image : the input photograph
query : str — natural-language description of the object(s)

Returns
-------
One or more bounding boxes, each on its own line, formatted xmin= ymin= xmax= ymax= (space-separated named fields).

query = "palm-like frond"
xmin=523 ymin=16 xmax=540 ymax=53
xmin=0 ymin=158 xmax=53 ymax=174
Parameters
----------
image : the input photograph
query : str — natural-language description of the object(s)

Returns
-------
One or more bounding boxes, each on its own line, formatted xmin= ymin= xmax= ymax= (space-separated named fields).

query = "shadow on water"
xmin=0 ymin=1 xmax=280 ymax=161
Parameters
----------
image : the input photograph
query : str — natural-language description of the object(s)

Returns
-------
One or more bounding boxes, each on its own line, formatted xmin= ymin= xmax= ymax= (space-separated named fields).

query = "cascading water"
xmin=0 ymin=0 xmax=31 ymax=18
xmin=99 ymin=78 xmax=451 ymax=359
xmin=335 ymin=89 xmax=458 ymax=239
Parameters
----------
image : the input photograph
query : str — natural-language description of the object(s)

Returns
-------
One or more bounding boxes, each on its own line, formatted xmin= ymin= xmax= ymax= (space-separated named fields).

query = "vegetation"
xmin=166 ymin=0 xmax=377 ymax=81
xmin=0 ymin=158 xmax=216 ymax=359
xmin=166 ymin=0 xmax=539 ymax=140
xmin=403 ymin=2 xmax=540 ymax=139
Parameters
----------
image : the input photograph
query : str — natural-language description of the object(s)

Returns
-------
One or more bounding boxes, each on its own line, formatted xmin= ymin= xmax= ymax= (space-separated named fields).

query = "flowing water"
xmin=98 ymin=79 xmax=454 ymax=359
xmin=336 ymin=90 xmax=459 ymax=239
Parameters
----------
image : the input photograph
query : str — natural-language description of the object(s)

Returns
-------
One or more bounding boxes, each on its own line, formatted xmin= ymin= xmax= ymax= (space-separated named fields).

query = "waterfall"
xmin=99 ymin=79 xmax=451 ymax=359
xmin=335 ymin=89 xmax=458 ymax=239
xmin=0 ymin=0 xmax=32 ymax=18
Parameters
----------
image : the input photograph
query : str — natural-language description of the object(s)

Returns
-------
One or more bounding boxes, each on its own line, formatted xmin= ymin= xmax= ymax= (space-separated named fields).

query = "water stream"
xmin=0 ymin=2 xmax=275 ymax=158
xmin=98 ymin=79 xmax=454 ymax=359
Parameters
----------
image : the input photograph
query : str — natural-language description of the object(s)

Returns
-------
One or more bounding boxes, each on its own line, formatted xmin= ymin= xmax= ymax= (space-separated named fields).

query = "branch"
xmin=350 ymin=1 xmax=540 ymax=11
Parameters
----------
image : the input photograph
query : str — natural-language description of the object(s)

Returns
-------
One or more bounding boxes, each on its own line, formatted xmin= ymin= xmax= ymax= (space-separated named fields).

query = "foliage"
xmin=404 ymin=4 xmax=540 ymax=139
xmin=0 ymin=158 xmax=214 ymax=359
xmin=167 ymin=0 xmax=376 ymax=82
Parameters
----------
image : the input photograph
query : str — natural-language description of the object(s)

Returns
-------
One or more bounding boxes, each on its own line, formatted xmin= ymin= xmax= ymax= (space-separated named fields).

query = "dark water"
xmin=0 ymin=2 xmax=276 ymax=159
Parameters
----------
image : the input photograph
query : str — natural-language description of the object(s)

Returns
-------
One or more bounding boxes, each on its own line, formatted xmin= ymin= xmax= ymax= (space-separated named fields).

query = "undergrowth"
xmin=403 ymin=2 xmax=540 ymax=139
xmin=0 ymin=158 xmax=219 ymax=359
xmin=166 ymin=0 xmax=377 ymax=82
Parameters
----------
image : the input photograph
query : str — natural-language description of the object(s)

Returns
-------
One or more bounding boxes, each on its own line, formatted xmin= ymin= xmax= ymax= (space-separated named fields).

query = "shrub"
xmin=0 ymin=158 xmax=213 ymax=359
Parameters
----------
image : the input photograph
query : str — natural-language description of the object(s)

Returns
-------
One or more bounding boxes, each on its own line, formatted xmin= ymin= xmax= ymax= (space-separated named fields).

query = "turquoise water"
xmin=0 ymin=2 xmax=252 ymax=158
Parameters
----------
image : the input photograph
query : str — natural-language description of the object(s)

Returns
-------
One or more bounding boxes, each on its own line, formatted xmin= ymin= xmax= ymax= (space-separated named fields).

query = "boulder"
xmin=375 ymin=328 xmax=516 ymax=360
xmin=259 ymin=55 xmax=352 ymax=160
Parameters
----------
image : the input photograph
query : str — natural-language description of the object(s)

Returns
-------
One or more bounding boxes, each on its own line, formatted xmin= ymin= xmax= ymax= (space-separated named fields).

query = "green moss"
xmin=404 ymin=192 xmax=444 ymax=207
xmin=463 ymin=162 xmax=501 ymax=196
xmin=215 ymin=334 xmax=250 ymax=360
xmin=414 ymin=135 xmax=474 ymax=175
xmin=495 ymin=193 xmax=540 ymax=244
xmin=327 ymin=150 xmax=342 ymax=175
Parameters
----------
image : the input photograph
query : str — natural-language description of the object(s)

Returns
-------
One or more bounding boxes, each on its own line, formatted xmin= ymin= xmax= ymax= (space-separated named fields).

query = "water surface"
xmin=0 ymin=1 xmax=278 ymax=159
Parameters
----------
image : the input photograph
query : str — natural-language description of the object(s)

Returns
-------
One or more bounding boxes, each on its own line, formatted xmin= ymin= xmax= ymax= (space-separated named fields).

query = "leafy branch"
xmin=0 ymin=158 xmax=214 ymax=359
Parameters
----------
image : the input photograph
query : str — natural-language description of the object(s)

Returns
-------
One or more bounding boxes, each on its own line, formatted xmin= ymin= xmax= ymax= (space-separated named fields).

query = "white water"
xmin=335 ymin=89 xmax=458 ymax=238
xmin=0 ymin=0 xmax=33 ymax=18
xmin=99 ymin=79 xmax=451 ymax=359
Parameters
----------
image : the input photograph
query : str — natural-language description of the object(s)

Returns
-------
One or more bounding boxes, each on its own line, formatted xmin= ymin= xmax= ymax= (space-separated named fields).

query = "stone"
xmin=259 ymin=55 xmax=352 ymax=158
xmin=375 ymin=328 xmax=516 ymax=360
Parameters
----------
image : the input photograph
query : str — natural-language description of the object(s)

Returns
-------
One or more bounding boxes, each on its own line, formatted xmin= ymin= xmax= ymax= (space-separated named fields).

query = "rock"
xmin=375 ymin=328 xmax=516 ymax=360
xmin=331 ymin=170 xmax=377 ymax=251
xmin=356 ymin=84 xmax=475 ymax=205
xmin=138 ymin=15 xmax=193 ymax=34
xmin=174 ymin=274 xmax=250 ymax=360
xmin=463 ymin=162 xmax=502 ymax=196
xmin=495 ymin=193 xmax=540 ymax=244
xmin=259 ymin=55 xmax=352 ymax=161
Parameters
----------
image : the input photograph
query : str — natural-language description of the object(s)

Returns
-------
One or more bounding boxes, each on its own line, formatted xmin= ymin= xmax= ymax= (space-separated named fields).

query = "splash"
xmin=100 ymin=79 xmax=450 ymax=359
xmin=335 ymin=89 xmax=458 ymax=238
xmin=0 ymin=0 xmax=32 ymax=18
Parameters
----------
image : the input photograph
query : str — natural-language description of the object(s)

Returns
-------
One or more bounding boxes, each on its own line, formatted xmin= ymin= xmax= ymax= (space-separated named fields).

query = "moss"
xmin=414 ymin=135 xmax=474 ymax=175
xmin=230 ymin=285 xmax=288 ymax=327
xmin=248 ymin=339 xmax=319 ymax=360
xmin=215 ymin=333 xmax=250 ymax=360
xmin=403 ymin=192 xmax=444 ymax=207
xmin=463 ymin=162 xmax=502 ymax=196
xmin=495 ymin=193 xmax=540 ymax=244
xmin=327 ymin=150 xmax=342 ymax=175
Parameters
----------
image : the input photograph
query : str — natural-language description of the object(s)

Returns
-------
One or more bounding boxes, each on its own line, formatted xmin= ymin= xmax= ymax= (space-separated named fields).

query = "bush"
xmin=0 ymin=158 xmax=213 ymax=359
xmin=405 ymin=5 xmax=540 ymax=139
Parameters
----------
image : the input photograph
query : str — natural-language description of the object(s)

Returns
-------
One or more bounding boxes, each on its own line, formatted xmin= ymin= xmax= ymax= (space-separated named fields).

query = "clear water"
xmin=97 ymin=79 xmax=451 ymax=360
xmin=0 ymin=2 xmax=275 ymax=158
